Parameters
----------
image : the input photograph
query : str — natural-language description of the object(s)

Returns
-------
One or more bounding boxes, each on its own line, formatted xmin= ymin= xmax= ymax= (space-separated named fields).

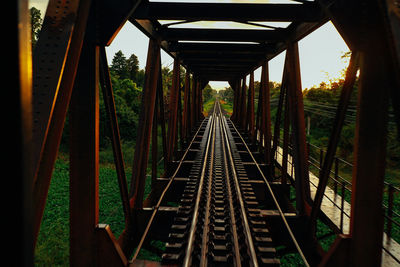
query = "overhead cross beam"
xmin=161 ymin=28 xmax=286 ymax=43
xmin=133 ymin=2 xmax=323 ymax=22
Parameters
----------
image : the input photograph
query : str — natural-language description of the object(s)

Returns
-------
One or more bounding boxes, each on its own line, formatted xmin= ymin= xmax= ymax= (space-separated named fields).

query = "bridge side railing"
xmin=305 ymin=142 xmax=400 ymax=242
xmin=272 ymin=138 xmax=400 ymax=263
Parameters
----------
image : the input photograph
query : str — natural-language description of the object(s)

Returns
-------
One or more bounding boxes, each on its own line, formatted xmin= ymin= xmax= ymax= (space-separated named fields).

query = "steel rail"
xmin=228 ymin=115 xmax=310 ymax=267
xmin=218 ymin=101 xmax=260 ymax=267
xmin=199 ymin=115 xmax=217 ymax=267
xmin=217 ymin=102 xmax=243 ymax=267
xmin=131 ymin=116 xmax=209 ymax=262
xmin=183 ymin=103 xmax=218 ymax=267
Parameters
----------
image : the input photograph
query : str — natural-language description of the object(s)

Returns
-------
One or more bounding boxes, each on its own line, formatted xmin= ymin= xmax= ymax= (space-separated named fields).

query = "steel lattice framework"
xmin=10 ymin=0 xmax=400 ymax=266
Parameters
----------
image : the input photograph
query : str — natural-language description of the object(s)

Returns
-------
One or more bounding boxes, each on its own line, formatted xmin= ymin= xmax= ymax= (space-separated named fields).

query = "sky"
xmin=30 ymin=0 xmax=350 ymax=90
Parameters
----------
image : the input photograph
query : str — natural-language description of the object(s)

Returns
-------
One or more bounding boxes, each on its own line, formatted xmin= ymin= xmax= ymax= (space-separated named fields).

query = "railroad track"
xmin=161 ymin=101 xmax=280 ymax=266
xmin=131 ymin=100 xmax=309 ymax=266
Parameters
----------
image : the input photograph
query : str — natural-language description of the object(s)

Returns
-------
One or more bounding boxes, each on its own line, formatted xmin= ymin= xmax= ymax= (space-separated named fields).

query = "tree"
xmin=110 ymin=50 xmax=129 ymax=79
xmin=202 ymin=84 xmax=216 ymax=103
xmin=30 ymin=7 xmax=42 ymax=48
xmin=219 ymin=87 xmax=234 ymax=103
xmin=127 ymin=53 xmax=140 ymax=82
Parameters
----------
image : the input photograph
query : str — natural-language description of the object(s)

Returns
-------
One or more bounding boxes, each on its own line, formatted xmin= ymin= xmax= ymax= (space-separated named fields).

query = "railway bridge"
xmin=11 ymin=0 xmax=400 ymax=266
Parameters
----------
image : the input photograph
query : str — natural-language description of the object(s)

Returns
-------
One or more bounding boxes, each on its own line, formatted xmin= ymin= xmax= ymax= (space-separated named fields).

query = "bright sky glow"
xmin=30 ymin=0 xmax=350 ymax=91
xmin=105 ymin=20 xmax=350 ymax=91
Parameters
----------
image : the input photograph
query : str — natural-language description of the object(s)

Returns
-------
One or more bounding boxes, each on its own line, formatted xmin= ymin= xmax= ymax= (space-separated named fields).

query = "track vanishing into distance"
xmin=161 ymin=101 xmax=280 ymax=267
xmin=132 ymin=100 xmax=309 ymax=267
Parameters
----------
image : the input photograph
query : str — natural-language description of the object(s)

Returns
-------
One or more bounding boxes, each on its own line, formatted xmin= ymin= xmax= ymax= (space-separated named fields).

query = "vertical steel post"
xmin=286 ymin=42 xmax=311 ymax=215
xmin=271 ymin=55 xmax=288 ymax=176
xmin=282 ymin=86 xmax=290 ymax=187
xmin=152 ymin=91 xmax=159 ymax=188
xmin=129 ymin=38 xmax=161 ymax=209
xmin=231 ymin=80 xmax=239 ymax=122
xmin=12 ymin=0 xmax=33 ymax=264
xmin=167 ymin=58 xmax=180 ymax=163
xmin=157 ymin=62 xmax=168 ymax=172
xmin=32 ymin=0 xmax=91 ymax=245
xmin=261 ymin=62 xmax=272 ymax=171
xmin=191 ymin=75 xmax=197 ymax=130
xmin=240 ymin=77 xmax=247 ymax=130
xmin=183 ymin=71 xmax=191 ymax=142
xmin=69 ymin=25 xmax=99 ymax=266
xmin=350 ymin=49 xmax=389 ymax=267
xmin=255 ymin=76 xmax=262 ymax=147
xmin=246 ymin=71 xmax=255 ymax=138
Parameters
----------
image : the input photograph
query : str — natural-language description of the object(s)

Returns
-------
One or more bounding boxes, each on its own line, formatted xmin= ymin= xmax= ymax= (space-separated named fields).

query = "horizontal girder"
xmin=133 ymin=2 xmax=323 ymax=22
xmin=161 ymin=28 xmax=286 ymax=43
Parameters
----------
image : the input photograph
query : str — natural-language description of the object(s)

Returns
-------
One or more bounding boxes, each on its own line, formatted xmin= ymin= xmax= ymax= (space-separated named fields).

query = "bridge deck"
xmin=130 ymin=101 xmax=308 ymax=266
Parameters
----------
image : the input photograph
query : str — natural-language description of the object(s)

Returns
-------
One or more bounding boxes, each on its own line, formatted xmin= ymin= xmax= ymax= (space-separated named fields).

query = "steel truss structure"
xmin=10 ymin=0 xmax=400 ymax=266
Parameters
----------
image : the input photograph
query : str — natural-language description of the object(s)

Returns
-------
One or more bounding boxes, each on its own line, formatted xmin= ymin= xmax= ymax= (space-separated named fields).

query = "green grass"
xmin=34 ymin=143 xmax=161 ymax=266
xmin=34 ymin=158 xmax=70 ymax=266
xmin=203 ymin=96 xmax=216 ymax=116
xmin=220 ymin=99 xmax=233 ymax=117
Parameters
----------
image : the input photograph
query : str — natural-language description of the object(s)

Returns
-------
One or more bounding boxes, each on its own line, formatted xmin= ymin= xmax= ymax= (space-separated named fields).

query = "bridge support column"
xmin=286 ymin=42 xmax=311 ymax=215
xmin=240 ymin=77 xmax=247 ymax=130
xmin=349 ymin=44 xmax=390 ymax=267
xmin=230 ymin=80 xmax=240 ymax=122
xmin=183 ymin=71 xmax=191 ymax=143
xmin=167 ymin=58 xmax=181 ymax=164
xmin=12 ymin=0 xmax=33 ymax=264
xmin=246 ymin=71 xmax=255 ymax=140
xmin=260 ymin=62 xmax=272 ymax=173
xmin=69 ymin=22 xmax=99 ymax=266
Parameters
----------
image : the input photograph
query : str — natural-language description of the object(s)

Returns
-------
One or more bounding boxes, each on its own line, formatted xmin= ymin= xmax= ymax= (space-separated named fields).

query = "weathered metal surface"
xmin=129 ymin=38 xmax=161 ymax=209
xmin=12 ymin=0 xmax=33 ymax=264
xmin=19 ymin=0 xmax=400 ymax=265
xmin=69 ymin=26 xmax=99 ymax=265
xmin=99 ymin=46 xmax=131 ymax=226
xmin=133 ymin=2 xmax=323 ymax=22
xmin=166 ymin=58 xmax=181 ymax=164
xmin=285 ymin=42 xmax=311 ymax=215
xmin=32 ymin=0 xmax=92 ymax=245
xmin=309 ymin=52 xmax=359 ymax=232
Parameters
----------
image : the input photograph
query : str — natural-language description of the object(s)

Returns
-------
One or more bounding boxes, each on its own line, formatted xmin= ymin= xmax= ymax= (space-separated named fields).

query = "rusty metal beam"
xmin=190 ymin=75 xmax=197 ymax=131
xmin=119 ymin=38 xmax=161 ymax=257
xmin=166 ymin=58 xmax=181 ymax=163
xmin=99 ymin=46 xmax=131 ymax=226
xmin=285 ymin=42 xmax=311 ymax=215
xmin=161 ymin=28 xmax=285 ymax=43
xmin=157 ymin=62 xmax=168 ymax=172
xmin=11 ymin=0 xmax=33 ymax=264
xmin=183 ymin=72 xmax=191 ymax=142
xmin=98 ymin=0 xmax=142 ymax=45
xmin=271 ymin=55 xmax=288 ymax=173
xmin=133 ymin=2 xmax=323 ymax=22
xmin=170 ymin=42 xmax=272 ymax=54
xmin=309 ymin=51 xmax=359 ymax=233
xmin=348 ymin=2 xmax=391 ymax=263
xmin=32 ymin=0 xmax=92 ymax=247
xmin=260 ymin=62 xmax=273 ymax=170
xmin=69 ymin=22 xmax=99 ymax=266
xmin=246 ymin=71 xmax=255 ymax=138
xmin=129 ymin=38 xmax=161 ymax=209
xmin=350 ymin=49 xmax=389 ymax=267
xmin=240 ymin=77 xmax=247 ymax=130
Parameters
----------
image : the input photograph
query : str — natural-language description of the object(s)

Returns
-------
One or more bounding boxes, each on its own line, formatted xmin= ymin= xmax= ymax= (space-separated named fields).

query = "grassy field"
xmin=34 ymin=139 xmax=162 ymax=265
xmin=203 ymin=96 xmax=216 ymax=116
